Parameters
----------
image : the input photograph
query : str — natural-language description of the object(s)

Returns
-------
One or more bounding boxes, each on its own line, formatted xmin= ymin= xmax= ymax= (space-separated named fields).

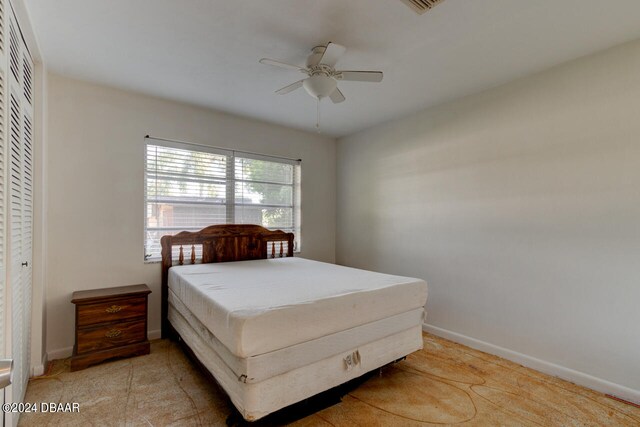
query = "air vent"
xmin=399 ymin=0 xmax=446 ymax=15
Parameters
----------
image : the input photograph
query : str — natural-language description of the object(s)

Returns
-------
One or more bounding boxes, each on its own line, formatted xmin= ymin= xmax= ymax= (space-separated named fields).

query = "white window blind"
xmin=144 ymin=139 xmax=301 ymax=261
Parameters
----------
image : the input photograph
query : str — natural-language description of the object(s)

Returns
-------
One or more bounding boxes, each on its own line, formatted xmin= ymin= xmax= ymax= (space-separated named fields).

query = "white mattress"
xmin=168 ymin=288 xmax=425 ymax=383
xmin=168 ymin=257 xmax=428 ymax=358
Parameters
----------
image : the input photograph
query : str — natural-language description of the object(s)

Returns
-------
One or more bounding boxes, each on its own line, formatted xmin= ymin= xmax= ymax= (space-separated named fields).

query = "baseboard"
xmin=46 ymin=346 xmax=73 ymax=361
xmin=148 ymin=329 xmax=161 ymax=340
xmin=31 ymin=352 xmax=48 ymax=377
xmin=423 ymin=323 xmax=640 ymax=405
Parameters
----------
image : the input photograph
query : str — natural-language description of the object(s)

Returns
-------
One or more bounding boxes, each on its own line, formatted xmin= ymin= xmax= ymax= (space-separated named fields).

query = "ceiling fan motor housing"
xmin=303 ymin=46 xmax=338 ymax=99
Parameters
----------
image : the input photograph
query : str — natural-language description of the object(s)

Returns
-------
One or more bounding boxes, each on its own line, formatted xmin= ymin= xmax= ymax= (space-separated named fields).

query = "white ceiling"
xmin=25 ymin=0 xmax=640 ymax=137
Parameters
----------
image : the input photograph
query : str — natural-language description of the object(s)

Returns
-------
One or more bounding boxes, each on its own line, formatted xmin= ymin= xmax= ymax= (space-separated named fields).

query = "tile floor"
xmin=19 ymin=333 xmax=640 ymax=426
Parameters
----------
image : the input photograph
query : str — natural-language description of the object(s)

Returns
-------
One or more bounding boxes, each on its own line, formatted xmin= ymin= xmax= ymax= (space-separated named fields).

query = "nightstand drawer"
xmin=77 ymin=319 xmax=147 ymax=354
xmin=77 ymin=297 xmax=147 ymax=327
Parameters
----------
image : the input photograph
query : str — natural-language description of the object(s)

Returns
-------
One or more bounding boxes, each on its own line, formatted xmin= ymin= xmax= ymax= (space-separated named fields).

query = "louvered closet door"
xmin=0 ymin=0 xmax=7 ymax=376
xmin=4 ymin=3 xmax=33 ymax=423
xmin=19 ymin=51 xmax=33 ymax=401
xmin=7 ymin=9 xmax=23 ymax=409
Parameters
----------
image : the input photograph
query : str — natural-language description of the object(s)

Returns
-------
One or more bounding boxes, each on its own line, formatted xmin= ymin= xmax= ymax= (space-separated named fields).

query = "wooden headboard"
xmin=160 ymin=224 xmax=294 ymax=338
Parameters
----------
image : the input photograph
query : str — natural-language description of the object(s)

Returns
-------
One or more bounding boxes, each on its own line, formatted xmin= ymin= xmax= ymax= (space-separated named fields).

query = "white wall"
xmin=337 ymin=39 xmax=640 ymax=398
xmin=45 ymin=73 xmax=336 ymax=356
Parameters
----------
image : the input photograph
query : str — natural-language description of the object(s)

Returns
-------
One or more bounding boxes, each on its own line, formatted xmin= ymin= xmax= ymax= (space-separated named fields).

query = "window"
xmin=144 ymin=139 xmax=301 ymax=261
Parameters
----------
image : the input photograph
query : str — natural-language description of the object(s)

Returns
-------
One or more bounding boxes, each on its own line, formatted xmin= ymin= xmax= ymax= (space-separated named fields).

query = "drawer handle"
xmin=105 ymin=329 xmax=122 ymax=338
xmin=105 ymin=305 xmax=124 ymax=313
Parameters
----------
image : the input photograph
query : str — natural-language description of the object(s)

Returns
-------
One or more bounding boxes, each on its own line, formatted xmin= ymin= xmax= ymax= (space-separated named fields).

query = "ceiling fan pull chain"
xmin=316 ymin=98 xmax=321 ymax=133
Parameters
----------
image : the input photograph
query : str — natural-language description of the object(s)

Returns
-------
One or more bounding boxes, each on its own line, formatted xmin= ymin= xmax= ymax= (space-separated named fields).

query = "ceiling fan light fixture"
xmin=302 ymin=74 xmax=337 ymax=99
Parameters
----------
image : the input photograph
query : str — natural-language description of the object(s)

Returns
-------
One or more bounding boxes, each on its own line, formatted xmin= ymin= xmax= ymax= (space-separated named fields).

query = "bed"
xmin=161 ymin=224 xmax=428 ymax=421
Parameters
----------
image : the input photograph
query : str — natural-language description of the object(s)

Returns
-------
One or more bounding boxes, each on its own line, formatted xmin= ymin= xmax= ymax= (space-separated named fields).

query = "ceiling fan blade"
xmin=275 ymin=79 xmax=305 ymax=95
xmin=316 ymin=42 xmax=346 ymax=67
xmin=259 ymin=58 xmax=307 ymax=73
xmin=336 ymin=71 xmax=383 ymax=82
xmin=329 ymin=88 xmax=346 ymax=104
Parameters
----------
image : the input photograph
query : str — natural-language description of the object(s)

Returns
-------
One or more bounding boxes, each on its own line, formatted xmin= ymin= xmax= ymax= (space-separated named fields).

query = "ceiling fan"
xmin=259 ymin=42 xmax=383 ymax=104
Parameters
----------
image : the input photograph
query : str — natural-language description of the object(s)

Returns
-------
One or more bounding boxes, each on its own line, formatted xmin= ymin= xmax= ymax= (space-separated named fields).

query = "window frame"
xmin=144 ymin=138 xmax=301 ymax=262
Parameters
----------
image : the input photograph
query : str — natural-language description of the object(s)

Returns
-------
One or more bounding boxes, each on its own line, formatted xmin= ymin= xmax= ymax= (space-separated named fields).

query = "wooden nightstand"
xmin=70 ymin=284 xmax=151 ymax=371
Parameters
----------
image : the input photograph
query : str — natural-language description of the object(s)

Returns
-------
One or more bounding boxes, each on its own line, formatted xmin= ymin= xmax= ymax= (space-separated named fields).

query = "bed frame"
xmin=160 ymin=224 xmax=294 ymax=339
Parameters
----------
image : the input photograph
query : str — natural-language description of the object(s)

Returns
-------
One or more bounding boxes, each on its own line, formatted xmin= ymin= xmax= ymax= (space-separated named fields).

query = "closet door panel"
xmin=8 ymin=87 xmax=23 ymax=406
xmin=20 ymin=99 xmax=32 ymax=393
xmin=0 ymin=0 xmax=6 ymax=367
xmin=3 ymin=3 xmax=33 ymax=424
